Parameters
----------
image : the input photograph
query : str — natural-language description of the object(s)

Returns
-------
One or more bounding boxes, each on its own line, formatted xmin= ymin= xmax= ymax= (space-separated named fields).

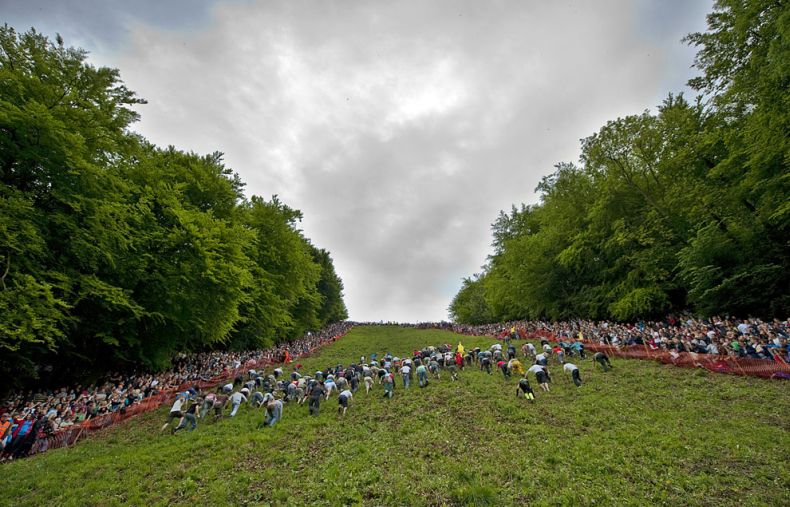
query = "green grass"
xmin=4 ymin=326 xmax=789 ymax=506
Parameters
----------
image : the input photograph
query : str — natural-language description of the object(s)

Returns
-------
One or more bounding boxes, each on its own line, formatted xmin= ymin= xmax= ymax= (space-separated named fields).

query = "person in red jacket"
xmin=0 ymin=413 xmax=12 ymax=454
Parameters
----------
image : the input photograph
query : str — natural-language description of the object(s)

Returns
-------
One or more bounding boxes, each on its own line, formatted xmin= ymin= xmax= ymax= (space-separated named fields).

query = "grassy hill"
xmin=4 ymin=326 xmax=789 ymax=506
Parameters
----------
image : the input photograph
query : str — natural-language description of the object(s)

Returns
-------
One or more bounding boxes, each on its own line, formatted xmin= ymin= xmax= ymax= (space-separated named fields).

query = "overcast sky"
xmin=3 ymin=0 xmax=713 ymax=323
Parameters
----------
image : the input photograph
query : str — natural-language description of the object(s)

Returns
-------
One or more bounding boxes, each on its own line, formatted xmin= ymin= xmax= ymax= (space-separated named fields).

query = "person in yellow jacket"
xmin=508 ymin=358 xmax=525 ymax=375
xmin=457 ymin=342 xmax=465 ymax=357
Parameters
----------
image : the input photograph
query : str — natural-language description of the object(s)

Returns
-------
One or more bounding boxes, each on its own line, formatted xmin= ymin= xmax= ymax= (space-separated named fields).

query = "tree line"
xmin=450 ymin=0 xmax=788 ymax=325
xmin=0 ymin=27 xmax=347 ymax=388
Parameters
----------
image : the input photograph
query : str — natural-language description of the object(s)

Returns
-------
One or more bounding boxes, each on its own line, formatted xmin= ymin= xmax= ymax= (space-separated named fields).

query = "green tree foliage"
xmin=448 ymin=274 xmax=493 ymax=325
xmin=0 ymin=27 xmax=347 ymax=387
xmin=450 ymin=0 xmax=789 ymax=324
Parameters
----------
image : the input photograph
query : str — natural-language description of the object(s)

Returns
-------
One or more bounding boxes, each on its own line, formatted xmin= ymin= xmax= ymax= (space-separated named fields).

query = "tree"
xmin=0 ymin=27 xmax=348 ymax=389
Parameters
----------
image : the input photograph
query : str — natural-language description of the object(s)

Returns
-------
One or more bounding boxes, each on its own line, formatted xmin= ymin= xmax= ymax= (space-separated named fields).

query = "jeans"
xmin=230 ymin=402 xmax=241 ymax=417
xmin=175 ymin=413 xmax=197 ymax=432
xmin=572 ymin=369 xmax=582 ymax=387
xmin=264 ymin=403 xmax=282 ymax=426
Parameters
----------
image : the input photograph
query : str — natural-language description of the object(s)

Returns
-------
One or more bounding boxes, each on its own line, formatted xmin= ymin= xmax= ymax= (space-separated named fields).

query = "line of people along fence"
xmin=517 ymin=328 xmax=790 ymax=380
xmin=25 ymin=327 xmax=353 ymax=457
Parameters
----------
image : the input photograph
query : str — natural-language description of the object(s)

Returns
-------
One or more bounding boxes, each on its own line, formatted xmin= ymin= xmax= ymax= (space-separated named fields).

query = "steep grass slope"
xmin=4 ymin=326 xmax=789 ymax=506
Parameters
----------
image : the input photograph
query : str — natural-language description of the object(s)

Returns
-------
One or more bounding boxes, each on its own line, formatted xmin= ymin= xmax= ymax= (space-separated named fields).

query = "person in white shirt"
xmin=400 ymin=364 xmax=411 ymax=389
xmin=522 ymin=342 xmax=537 ymax=359
xmin=161 ymin=394 xmax=186 ymax=432
xmin=527 ymin=364 xmax=550 ymax=391
xmin=229 ymin=391 xmax=248 ymax=417
xmin=324 ymin=376 xmax=337 ymax=399
xmin=563 ymin=363 xmax=582 ymax=387
xmin=337 ymin=389 xmax=353 ymax=415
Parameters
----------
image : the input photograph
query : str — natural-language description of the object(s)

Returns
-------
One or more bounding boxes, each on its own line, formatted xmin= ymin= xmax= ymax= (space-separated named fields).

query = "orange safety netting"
xmin=27 ymin=330 xmax=350 ymax=457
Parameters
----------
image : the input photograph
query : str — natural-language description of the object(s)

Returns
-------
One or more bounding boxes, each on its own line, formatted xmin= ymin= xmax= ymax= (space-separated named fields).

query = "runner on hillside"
xmin=428 ymin=358 xmax=440 ymax=379
xmin=229 ymin=390 xmax=248 ymax=417
xmin=161 ymin=394 xmax=186 ymax=433
xmin=263 ymin=398 xmax=283 ymax=427
xmin=173 ymin=398 xmax=200 ymax=433
xmin=337 ymin=389 xmax=353 ymax=415
xmin=213 ymin=392 xmax=229 ymax=419
xmin=308 ymin=380 xmax=326 ymax=416
xmin=250 ymin=390 xmax=266 ymax=407
xmin=200 ymin=391 xmax=216 ymax=418
xmin=570 ymin=340 xmax=585 ymax=358
xmin=349 ymin=371 xmax=360 ymax=393
xmin=563 ymin=363 xmax=582 ymax=387
xmin=400 ymin=362 xmax=412 ymax=389
xmin=480 ymin=350 xmax=493 ymax=375
xmin=454 ymin=351 xmax=464 ymax=370
xmin=508 ymin=358 xmax=525 ymax=376
xmin=324 ymin=375 xmax=338 ymax=399
xmin=416 ymin=363 xmax=429 ymax=387
xmin=527 ymin=364 xmax=550 ymax=392
xmin=516 ymin=377 xmax=536 ymax=402
xmin=382 ymin=372 xmax=395 ymax=398
xmin=594 ymin=352 xmax=613 ymax=372
xmin=553 ymin=345 xmax=565 ymax=364
xmin=447 ymin=361 xmax=459 ymax=381
xmin=335 ymin=374 xmax=349 ymax=394
xmin=522 ymin=342 xmax=537 ymax=359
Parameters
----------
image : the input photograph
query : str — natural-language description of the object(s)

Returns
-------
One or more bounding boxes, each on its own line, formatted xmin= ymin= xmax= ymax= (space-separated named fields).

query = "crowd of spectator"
xmin=439 ymin=315 xmax=790 ymax=362
xmin=0 ymin=322 xmax=353 ymax=461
